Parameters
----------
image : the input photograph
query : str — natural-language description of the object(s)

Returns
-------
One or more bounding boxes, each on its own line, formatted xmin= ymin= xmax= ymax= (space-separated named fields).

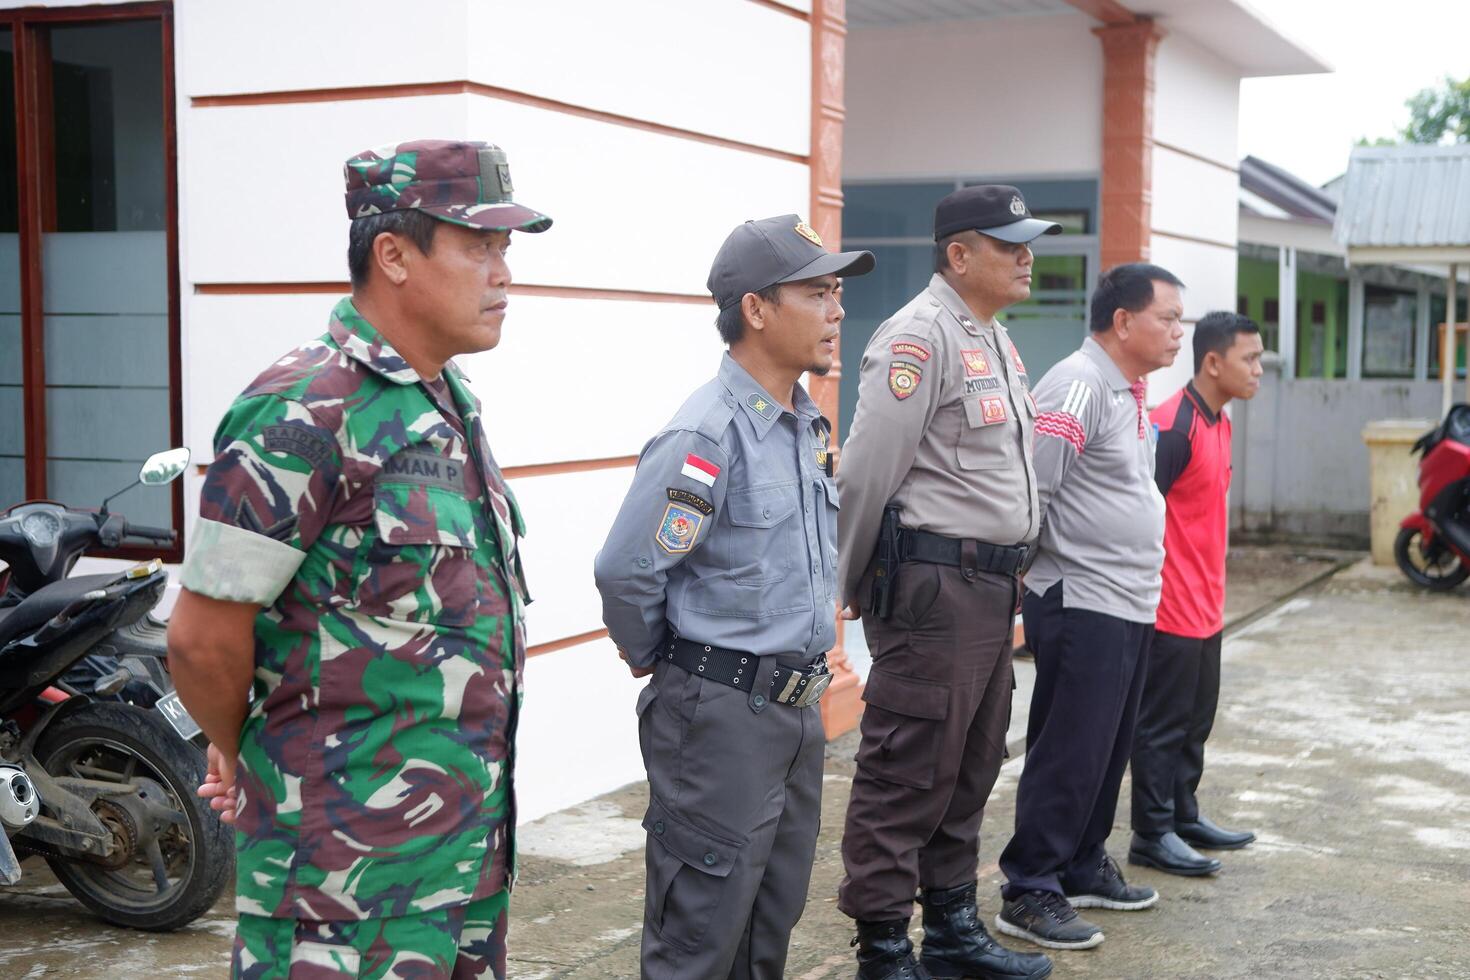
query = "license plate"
xmin=155 ymin=690 xmax=202 ymax=741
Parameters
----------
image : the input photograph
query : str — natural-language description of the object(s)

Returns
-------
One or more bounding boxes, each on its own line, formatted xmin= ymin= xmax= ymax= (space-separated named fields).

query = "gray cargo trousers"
xmin=636 ymin=653 xmax=826 ymax=980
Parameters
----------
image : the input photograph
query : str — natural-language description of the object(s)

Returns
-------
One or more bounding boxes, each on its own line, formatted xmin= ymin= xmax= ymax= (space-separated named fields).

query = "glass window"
xmin=41 ymin=21 xmax=171 ymax=528
xmin=1 ymin=27 xmax=22 ymax=511
xmin=1428 ymin=292 xmax=1468 ymax=379
xmin=1361 ymin=285 xmax=1416 ymax=378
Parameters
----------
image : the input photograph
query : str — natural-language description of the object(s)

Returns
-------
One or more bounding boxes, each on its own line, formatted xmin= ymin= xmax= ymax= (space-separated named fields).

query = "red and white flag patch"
xmin=681 ymin=453 xmax=721 ymax=488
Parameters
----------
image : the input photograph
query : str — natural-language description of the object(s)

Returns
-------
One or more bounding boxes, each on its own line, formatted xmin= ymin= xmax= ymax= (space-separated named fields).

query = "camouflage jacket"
xmin=180 ymin=297 xmax=528 ymax=921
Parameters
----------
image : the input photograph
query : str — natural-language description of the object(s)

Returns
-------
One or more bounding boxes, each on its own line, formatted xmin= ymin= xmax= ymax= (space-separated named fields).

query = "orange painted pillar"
xmin=1094 ymin=18 xmax=1164 ymax=271
xmin=807 ymin=0 xmax=862 ymax=739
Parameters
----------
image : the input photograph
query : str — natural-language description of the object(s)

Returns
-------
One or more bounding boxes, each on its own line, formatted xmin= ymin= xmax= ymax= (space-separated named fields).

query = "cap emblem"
xmin=1009 ymin=196 xmax=1027 ymax=217
xmin=794 ymin=221 xmax=823 ymax=246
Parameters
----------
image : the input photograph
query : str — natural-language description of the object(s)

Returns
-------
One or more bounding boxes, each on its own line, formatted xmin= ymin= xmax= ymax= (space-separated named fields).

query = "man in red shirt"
xmin=1129 ymin=311 xmax=1264 ymax=876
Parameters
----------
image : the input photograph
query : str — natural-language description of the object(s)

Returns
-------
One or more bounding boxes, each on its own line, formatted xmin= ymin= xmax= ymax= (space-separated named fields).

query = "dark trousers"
xmin=1130 ymin=629 xmax=1223 ymax=834
xmin=838 ymin=563 xmax=1016 ymax=921
xmin=638 ymin=653 xmax=825 ymax=980
xmin=999 ymin=581 xmax=1152 ymax=899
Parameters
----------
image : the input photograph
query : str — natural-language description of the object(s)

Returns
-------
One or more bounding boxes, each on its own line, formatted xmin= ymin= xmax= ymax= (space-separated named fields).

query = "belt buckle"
xmin=795 ymin=670 xmax=832 ymax=707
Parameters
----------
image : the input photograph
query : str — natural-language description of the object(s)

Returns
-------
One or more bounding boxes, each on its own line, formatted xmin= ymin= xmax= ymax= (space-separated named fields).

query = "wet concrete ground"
xmin=4 ymin=548 xmax=1467 ymax=978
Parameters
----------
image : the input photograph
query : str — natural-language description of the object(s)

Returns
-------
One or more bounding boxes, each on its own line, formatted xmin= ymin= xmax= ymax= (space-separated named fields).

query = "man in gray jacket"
xmin=594 ymin=215 xmax=872 ymax=979
xmin=996 ymin=263 xmax=1185 ymax=951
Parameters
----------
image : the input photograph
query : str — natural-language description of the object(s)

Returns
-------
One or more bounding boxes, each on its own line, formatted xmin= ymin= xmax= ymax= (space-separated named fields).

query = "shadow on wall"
xmin=1231 ymin=353 xmax=1442 ymax=546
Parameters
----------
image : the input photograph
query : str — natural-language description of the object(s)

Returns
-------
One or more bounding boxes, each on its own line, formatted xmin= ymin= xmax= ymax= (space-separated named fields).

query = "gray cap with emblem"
xmin=707 ymin=214 xmax=875 ymax=311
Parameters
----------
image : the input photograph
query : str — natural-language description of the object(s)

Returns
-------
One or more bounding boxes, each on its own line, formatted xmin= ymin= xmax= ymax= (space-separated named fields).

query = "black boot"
xmin=852 ymin=918 xmax=934 ymax=980
xmin=920 ymin=882 xmax=1054 ymax=980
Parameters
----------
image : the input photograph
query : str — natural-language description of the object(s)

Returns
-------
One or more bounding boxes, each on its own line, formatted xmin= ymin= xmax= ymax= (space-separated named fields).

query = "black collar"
xmin=1184 ymin=381 xmax=1220 ymax=426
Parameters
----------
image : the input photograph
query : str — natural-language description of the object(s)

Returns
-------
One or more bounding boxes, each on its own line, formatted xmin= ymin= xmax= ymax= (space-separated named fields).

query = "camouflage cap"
xmin=344 ymin=139 xmax=552 ymax=233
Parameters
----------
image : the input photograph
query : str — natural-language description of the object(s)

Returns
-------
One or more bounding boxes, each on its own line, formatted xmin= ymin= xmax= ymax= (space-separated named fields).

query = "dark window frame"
xmin=2 ymin=2 xmax=181 ymax=563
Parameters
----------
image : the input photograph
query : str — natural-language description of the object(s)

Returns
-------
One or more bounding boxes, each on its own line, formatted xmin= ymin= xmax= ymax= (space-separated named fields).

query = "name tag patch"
xmin=379 ymin=447 xmax=466 ymax=492
xmin=965 ymin=377 xmax=1001 ymax=395
xmin=656 ymin=501 xmax=705 ymax=554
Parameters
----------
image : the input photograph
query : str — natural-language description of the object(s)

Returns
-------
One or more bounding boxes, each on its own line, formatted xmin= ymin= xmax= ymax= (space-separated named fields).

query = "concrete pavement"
xmin=2 ymin=548 xmax=1467 ymax=979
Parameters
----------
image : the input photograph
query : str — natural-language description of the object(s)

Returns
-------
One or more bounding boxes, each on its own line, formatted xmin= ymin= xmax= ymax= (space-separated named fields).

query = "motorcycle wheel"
xmin=1394 ymin=527 xmax=1470 ymax=591
xmin=33 ymin=701 xmax=234 ymax=931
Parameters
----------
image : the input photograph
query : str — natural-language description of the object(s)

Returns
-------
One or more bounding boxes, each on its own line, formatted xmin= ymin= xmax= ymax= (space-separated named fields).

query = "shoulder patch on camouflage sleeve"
xmin=263 ymin=424 xmax=335 ymax=468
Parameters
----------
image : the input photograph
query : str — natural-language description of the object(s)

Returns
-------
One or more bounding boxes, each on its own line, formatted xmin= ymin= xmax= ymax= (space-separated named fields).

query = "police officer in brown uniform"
xmin=835 ymin=186 xmax=1058 ymax=980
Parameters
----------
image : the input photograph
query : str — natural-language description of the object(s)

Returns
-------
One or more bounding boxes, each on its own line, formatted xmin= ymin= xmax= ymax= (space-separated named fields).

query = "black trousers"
xmin=999 ymin=581 xmax=1152 ymax=899
xmin=1130 ymin=629 xmax=1223 ymax=835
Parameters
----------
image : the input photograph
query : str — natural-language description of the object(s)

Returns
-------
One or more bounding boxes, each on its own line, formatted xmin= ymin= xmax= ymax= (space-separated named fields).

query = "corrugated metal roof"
xmin=1333 ymin=145 xmax=1470 ymax=249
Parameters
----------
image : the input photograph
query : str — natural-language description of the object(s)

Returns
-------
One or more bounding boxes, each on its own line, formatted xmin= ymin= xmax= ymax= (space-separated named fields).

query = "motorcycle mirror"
xmin=139 ymin=448 xmax=191 ymax=487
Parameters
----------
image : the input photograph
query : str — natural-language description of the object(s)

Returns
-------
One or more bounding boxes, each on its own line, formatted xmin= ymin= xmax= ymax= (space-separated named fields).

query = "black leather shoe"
xmin=1176 ymin=815 xmax=1256 ymax=850
xmin=1128 ymin=832 xmax=1222 ymax=876
xmin=852 ymin=918 xmax=935 ymax=980
xmin=920 ymin=882 xmax=1054 ymax=979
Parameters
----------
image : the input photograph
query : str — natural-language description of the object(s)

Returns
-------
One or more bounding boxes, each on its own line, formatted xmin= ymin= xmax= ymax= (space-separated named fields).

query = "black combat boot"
xmin=852 ymin=918 xmax=935 ymax=980
xmin=919 ymin=882 xmax=1054 ymax=980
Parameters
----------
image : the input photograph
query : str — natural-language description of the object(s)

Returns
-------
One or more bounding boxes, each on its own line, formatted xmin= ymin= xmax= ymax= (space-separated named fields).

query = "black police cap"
xmin=934 ymin=185 xmax=1063 ymax=244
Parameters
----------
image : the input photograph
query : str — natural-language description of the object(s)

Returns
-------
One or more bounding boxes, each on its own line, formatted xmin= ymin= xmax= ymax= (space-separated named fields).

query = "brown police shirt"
xmin=836 ymin=273 xmax=1039 ymax=607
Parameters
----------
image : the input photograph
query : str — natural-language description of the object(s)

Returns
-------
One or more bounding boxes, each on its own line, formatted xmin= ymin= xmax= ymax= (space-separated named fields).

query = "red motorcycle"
xmin=1395 ymin=403 xmax=1470 ymax=591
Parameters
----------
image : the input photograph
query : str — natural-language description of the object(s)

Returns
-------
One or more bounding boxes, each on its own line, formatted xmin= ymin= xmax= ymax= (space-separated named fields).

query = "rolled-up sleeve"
xmin=180 ymin=395 xmax=343 ymax=606
xmin=593 ymin=429 xmax=728 ymax=667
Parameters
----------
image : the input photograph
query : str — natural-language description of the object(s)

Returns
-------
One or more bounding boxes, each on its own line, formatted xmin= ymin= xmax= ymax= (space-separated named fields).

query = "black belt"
xmin=662 ymin=637 xmax=832 ymax=708
xmin=897 ymin=527 xmax=1028 ymax=577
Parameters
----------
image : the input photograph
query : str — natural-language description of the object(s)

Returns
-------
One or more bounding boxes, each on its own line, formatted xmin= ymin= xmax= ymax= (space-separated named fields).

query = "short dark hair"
xmin=934 ymin=232 xmax=966 ymax=273
xmin=1192 ymin=310 xmax=1260 ymax=374
xmin=715 ymin=283 xmax=783 ymax=345
xmin=347 ymin=209 xmax=440 ymax=287
xmin=1089 ymin=262 xmax=1185 ymax=333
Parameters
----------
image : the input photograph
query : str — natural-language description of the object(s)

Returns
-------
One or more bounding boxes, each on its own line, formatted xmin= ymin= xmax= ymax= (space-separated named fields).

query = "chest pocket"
xmin=357 ymin=483 xmax=484 ymax=627
xmin=955 ymin=393 xmax=1019 ymax=471
xmin=725 ymin=482 xmax=799 ymax=586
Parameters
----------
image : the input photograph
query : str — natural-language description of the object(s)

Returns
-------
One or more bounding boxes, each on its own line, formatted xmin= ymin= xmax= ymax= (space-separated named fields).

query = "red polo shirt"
xmin=1151 ymin=382 xmax=1231 ymax=638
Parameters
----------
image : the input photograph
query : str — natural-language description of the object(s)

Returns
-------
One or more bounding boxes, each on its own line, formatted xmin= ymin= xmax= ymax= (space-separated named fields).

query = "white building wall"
xmin=843 ymin=12 xmax=1102 ymax=180
xmin=165 ymin=0 xmax=812 ymax=821
xmin=1148 ymin=30 xmax=1242 ymax=399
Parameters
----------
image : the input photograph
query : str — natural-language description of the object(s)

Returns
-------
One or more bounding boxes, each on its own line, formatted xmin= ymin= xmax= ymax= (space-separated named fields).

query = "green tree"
xmin=1400 ymin=75 xmax=1470 ymax=144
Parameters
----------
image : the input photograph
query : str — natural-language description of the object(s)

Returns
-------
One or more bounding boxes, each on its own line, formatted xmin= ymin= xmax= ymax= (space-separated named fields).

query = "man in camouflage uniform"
xmin=166 ymin=139 xmax=550 ymax=979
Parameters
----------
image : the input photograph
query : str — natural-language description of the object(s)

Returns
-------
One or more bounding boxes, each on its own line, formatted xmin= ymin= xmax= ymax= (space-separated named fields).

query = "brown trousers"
xmin=838 ymin=562 xmax=1016 ymax=921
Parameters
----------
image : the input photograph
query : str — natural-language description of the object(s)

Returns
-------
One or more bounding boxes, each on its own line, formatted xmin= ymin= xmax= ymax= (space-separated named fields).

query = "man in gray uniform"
xmin=594 ymin=215 xmax=874 ymax=979
xmin=835 ymin=185 xmax=1057 ymax=980
xmin=995 ymin=263 xmax=1185 ymax=952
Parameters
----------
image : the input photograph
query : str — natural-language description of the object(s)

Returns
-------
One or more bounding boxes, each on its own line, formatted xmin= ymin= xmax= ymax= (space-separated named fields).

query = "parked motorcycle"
xmin=0 ymin=449 xmax=233 ymax=930
xmin=1394 ymin=403 xmax=1470 ymax=591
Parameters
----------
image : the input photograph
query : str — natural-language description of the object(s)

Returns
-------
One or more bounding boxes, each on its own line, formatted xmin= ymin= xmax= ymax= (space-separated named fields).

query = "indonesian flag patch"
xmin=681 ymin=453 xmax=721 ymax=487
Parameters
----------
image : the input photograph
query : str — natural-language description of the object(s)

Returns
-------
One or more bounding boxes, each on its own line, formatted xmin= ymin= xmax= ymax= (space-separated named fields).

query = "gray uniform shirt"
xmin=1026 ymin=335 xmax=1166 ymax=622
xmin=594 ymin=353 xmax=839 ymax=668
xmin=837 ymin=273 xmax=1039 ymax=607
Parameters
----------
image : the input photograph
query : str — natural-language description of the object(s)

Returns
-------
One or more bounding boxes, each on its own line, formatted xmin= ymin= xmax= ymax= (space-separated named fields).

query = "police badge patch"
xmin=656 ymin=501 xmax=705 ymax=554
xmin=889 ymin=361 xmax=922 ymax=400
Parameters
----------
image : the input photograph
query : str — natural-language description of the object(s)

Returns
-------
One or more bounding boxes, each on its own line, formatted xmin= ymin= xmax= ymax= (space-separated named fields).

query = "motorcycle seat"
xmin=0 ymin=574 xmax=120 ymax=649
